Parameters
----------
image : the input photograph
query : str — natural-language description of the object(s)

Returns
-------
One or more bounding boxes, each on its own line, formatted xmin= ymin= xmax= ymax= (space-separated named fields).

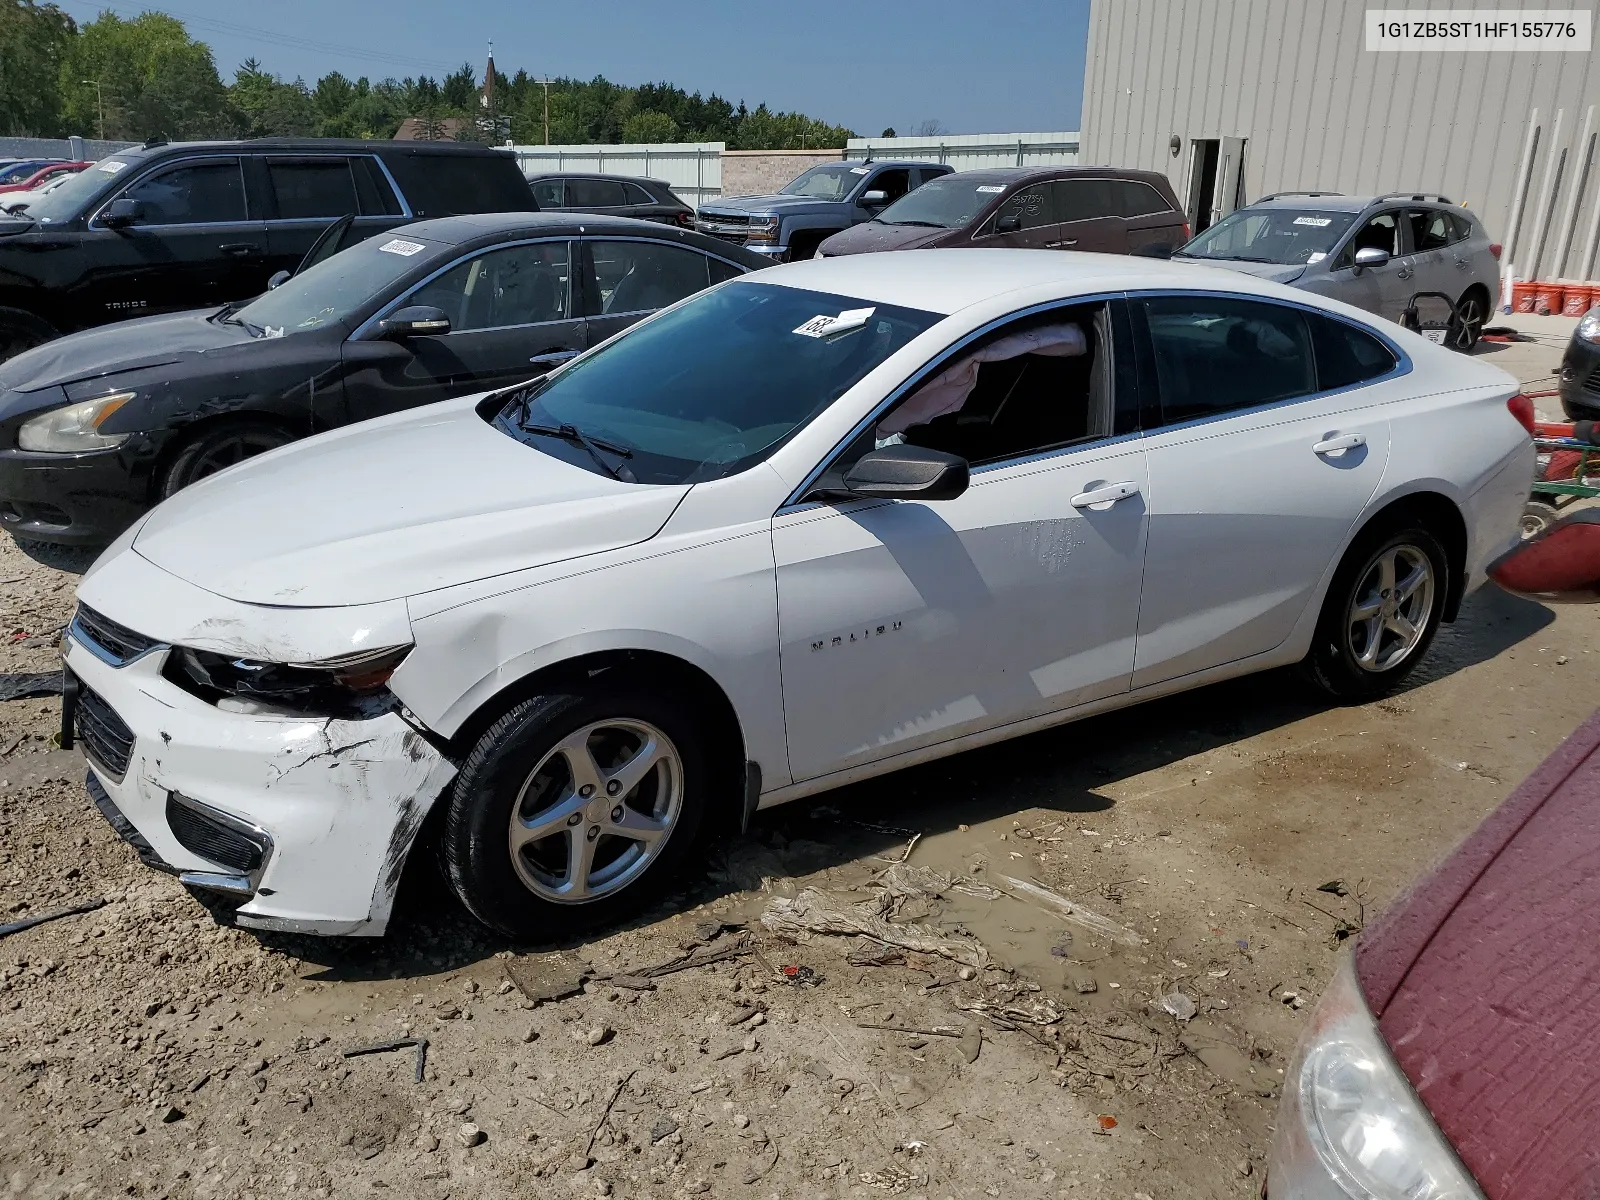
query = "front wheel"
xmin=1302 ymin=519 xmax=1449 ymax=701
xmin=439 ymin=679 xmax=714 ymax=939
xmin=1450 ymin=292 xmax=1486 ymax=353
xmin=159 ymin=420 xmax=294 ymax=498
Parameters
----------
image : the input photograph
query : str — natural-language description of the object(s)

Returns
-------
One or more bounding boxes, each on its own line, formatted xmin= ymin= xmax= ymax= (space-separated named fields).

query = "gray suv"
xmin=695 ymin=159 xmax=952 ymax=262
xmin=1174 ymin=192 xmax=1501 ymax=351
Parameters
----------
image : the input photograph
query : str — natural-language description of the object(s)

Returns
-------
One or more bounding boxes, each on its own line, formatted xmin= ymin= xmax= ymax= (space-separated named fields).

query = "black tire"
xmin=439 ymin=678 xmax=714 ymax=940
xmin=159 ymin=420 xmax=294 ymax=498
xmin=0 ymin=307 xmax=59 ymax=365
xmin=1520 ymin=499 xmax=1561 ymax=540
xmin=1450 ymin=290 xmax=1487 ymax=353
xmin=1301 ymin=516 xmax=1450 ymax=702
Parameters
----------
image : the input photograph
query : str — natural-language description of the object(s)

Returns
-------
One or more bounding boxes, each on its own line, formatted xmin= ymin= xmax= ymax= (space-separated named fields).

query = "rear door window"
xmin=1407 ymin=209 xmax=1454 ymax=252
xmin=622 ymin=181 xmax=656 ymax=206
xmin=1140 ymin=295 xmax=1317 ymax=423
xmin=567 ymin=178 xmax=628 ymax=207
xmin=1109 ymin=179 xmax=1173 ymax=218
xmin=1054 ymin=178 xmax=1112 ymax=222
xmin=530 ymin=178 xmax=564 ymax=207
xmin=266 ymin=158 xmax=359 ymax=219
xmin=1310 ymin=315 xmax=1398 ymax=390
xmin=1447 ymin=212 xmax=1475 ymax=244
xmin=585 ymin=240 xmax=711 ymax=315
xmin=121 ymin=159 xmax=248 ymax=225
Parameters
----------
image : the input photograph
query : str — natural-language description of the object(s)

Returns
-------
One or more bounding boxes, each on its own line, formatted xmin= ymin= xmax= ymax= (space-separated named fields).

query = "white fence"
xmin=512 ymin=142 xmax=724 ymax=204
xmin=845 ymin=132 xmax=1081 ymax=170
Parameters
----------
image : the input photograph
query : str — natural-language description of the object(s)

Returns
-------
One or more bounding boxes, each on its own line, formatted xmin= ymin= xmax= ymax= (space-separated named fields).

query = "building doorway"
xmin=1185 ymin=136 xmax=1247 ymax=234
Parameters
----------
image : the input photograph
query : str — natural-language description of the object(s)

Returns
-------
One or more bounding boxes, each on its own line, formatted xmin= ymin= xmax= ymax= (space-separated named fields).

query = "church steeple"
xmin=482 ymin=40 xmax=495 ymax=112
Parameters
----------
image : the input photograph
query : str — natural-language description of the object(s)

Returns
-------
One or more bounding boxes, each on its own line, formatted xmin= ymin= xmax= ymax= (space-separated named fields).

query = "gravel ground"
xmin=1 ymin=340 xmax=1596 ymax=1200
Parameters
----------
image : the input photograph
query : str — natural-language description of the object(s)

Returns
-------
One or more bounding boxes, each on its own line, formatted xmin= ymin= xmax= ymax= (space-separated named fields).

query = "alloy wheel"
xmin=1346 ymin=544 xmax=1435 ymax=672
xmin=187 ymin=429 xmax=289 ymax=481
xmin=507 ymin=718 xmax=684 ymax=903
xmin=1452 ymin=297 xmax=1483 ymax=351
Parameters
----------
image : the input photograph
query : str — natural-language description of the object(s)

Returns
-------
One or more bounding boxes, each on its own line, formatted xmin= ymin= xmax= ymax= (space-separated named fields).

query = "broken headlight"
xmin=165 ymin=644 xmax=411 ymax=714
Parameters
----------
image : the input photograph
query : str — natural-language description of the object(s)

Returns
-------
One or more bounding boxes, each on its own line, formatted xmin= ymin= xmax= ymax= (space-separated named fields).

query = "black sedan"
xmin=1558 ymin=306 xmax=1600 ymax=421
xmin=0 ymin=213 xmax=766 ymax=545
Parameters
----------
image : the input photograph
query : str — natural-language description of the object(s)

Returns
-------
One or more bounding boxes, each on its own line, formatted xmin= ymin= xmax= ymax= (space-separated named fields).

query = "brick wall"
xmin=720 ymin=149 xmax=843 ymax=198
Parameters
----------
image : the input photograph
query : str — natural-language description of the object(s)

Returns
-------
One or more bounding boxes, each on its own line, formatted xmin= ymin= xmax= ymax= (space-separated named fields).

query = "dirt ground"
xmin=2 ymin=339 xmax=1597 ymax=1200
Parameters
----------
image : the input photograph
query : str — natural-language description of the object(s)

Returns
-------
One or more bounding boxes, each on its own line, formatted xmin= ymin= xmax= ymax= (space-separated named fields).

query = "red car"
xmin=0 ymin=161 xmax=90 ymax=195
xmin=1268 ymin=709 xmax=1600 ymax=1198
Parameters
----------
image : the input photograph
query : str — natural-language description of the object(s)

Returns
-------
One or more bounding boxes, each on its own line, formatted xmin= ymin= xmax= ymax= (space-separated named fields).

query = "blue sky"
xmin=54 ymin=0 xmax=1091 ymax=135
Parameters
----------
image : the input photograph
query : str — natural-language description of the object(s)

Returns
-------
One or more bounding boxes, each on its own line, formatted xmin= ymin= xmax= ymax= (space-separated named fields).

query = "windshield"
xmin=495 ymin=281 xmax=941 ymax=484
xmin=875 ymin=176 xmax=1003 ymax=229
xmin=21 ymin=156 xmax=131 ymax=224
xmin=780 ymin=163 xmax=871 ymax=199
xmin=1178 ymin=207 xmax=1358 ymax=266
xmin=229 ymin=233 xmax=444 ymax=336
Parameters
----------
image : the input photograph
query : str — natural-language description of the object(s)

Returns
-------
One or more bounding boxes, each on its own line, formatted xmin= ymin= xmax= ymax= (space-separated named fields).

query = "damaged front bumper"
xmin=64 ymin=630 xmax=457 ymax=938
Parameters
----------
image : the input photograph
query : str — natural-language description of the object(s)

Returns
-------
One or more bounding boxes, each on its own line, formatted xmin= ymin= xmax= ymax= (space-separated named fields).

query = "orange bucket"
xmin=1512 ymin=281 xmax=1538 ymax=313
xmin=1563 ymin=284 xmax=1594 ymax=316
xmin=1534 ymin=281 xmax=1564 ymax=315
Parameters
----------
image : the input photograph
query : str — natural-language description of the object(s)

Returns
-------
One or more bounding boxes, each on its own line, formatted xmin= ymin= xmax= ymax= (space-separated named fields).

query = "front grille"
xmin=696 ymin=214 xmax=751 ymax=245
xmin=166 ymin=795 xmax=267 ymax=874
xmin=76 ymin=682 xmax=135 ymax=778
xmin=72 ymin=604 xmax=158 ymax=666
xmin=1583 ymin=368 xmax=1600 ymax=397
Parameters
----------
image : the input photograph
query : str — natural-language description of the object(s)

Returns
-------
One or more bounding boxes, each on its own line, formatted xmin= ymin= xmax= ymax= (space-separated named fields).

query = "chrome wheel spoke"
xmin=1386 ymin=612 xmax=1418 ymax=643
xmin=606 ymin=804 xmax=669 ymax=844
xmin=1346 ymin=544 xmax=1434 ymax=673
xmin=553 ymin=728 xmax=607 ymax=798
xmin=561 ymin=829 xmax=600 ymax=899
xmin=1395 ymin=562 xmax=1429 ymax=601
xmin=1351 ymin=593 xmax=1384 ymax=620
xmin=602 ymin=733 xmax=669 ymax=802
xmin=1376 ymin=551 xmax=1397 ymax=596
xmin=1354 ymin=617 xmax=1384 ymax=667
xmin=511 ymin=789 xmax=586 ymax=850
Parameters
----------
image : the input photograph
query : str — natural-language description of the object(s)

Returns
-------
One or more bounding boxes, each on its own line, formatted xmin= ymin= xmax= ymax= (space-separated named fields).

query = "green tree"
xmin=0 ymin=0 xmax=75 ymax=137
xmin=229 ymin=59 xmax=316 ymax=136
xmin=440 ymin=61 xmax=476 ymax=110
xmin=620 ymin=110 xmax=677 ymax=144
xmin=60 ymin=12 xmax=234 ymax=139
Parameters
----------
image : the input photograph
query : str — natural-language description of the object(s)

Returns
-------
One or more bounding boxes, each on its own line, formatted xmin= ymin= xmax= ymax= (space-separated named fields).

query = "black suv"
xmin=527 ymin=173 xmax=695 ymax=228
xmin=0 ymin=138 xmax=537 ymax=362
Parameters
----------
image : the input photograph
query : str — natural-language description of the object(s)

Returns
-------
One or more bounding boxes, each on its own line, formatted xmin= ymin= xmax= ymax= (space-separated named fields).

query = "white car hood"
xmin=133 ymin=398 xmax=690 ymax=608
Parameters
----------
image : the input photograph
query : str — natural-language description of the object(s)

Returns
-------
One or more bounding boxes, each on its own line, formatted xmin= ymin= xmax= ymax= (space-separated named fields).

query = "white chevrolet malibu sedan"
xmin=63 ymin=251 xmax=1534 ymax=939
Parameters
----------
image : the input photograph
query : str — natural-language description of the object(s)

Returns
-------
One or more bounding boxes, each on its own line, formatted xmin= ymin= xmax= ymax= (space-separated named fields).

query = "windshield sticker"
xmin=794 ymin=307 xmax=876 ymax=338
xmin=1293 ymin=216 xmax=1332 ymax=227
xmin=378 ymin=238 xmax=426 ymax=256
xmin=849 ymin=166 xmax=870 ymax=175
xmin=1306 ymin=251 xmax=1328 ymax=264
xmin=97 ymin=160 xmax=128 ymax=174
xmin=976 ymin=185 xmax=1006 ymax=193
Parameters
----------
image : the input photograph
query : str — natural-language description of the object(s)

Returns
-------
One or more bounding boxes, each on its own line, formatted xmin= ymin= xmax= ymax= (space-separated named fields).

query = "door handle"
xmin=219 ymin=243 xmax=260 ymax=256
xmin=529 ymin=350 xmax=579 ymax=365
xmin=1455 ymin=258 xmax=1470 ymax=269
xmin=1046 ymin=239 xmax=1078 ymax=248
xmin=1312 ymin=433 xmax=1366 ymax=456
xmin=1396 ymin=265 xmax=1412 ymax=280
xmin=1070 ymin=481 xmax=1141 ymax=508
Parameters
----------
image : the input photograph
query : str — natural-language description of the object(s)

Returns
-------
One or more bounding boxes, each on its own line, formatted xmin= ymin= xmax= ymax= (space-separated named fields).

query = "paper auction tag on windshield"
xmin=849 ymin=166 xmax=871 ymax=174
xmin=97 ymin=160 xmax=128 ymax=174
xmin=1293 ymin=216 xmax=1332 ymax=227
xmin=378 ymin=238 xmax=426 ymax=256
xmin=976 ymin=185 xmax=1006 ymax=193
xmin=794 ymin=307 xmax=876 ymax=338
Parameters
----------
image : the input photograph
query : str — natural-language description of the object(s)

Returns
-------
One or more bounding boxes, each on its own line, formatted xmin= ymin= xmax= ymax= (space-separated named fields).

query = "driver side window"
xmin=817 ymin=302 xmax=1117 ymax=492
xmin=866 ymin=169 xmax=911 ymax=204
xmin=1336 ymin=210 xmax=1400 ymax=268
xmin=408 ymin=241 xmax=571 ymax=331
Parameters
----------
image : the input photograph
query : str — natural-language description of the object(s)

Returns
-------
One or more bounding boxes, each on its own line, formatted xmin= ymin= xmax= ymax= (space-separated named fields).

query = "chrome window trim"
xmin=86 ymin=154 xmax=251 ymax=231
xmin=350 ymin=236 xmax=575 ymax=340
xmin=366 ymin=154 xmax=413 ymax=218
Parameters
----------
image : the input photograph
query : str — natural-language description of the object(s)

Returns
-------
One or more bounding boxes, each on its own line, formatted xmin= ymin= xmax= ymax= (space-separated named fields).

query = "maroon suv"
xmin=1268 ymin=709 xmax=1600 ymax=1198
xmin=816 ymin=166 xmax=1188 ymax=259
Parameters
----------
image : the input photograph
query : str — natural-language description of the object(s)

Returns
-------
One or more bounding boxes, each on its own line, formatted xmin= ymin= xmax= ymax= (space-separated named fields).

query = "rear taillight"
xmin=1507 ymin=393 xmax=1536 ymax=435
xmin=1181 ymin=221 xmax=1191 ymax=241
xmin=1490 ymin=242 xmax=1503 ymax=261
xmin=676 ymin=211 xmax=695 ymax=229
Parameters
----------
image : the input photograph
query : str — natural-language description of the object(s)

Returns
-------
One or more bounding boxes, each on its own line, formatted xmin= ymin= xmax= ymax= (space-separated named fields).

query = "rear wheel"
xmin=1521 ymin=499 xmax=1561 ymax=540
xmin=1450 ymin=291 xmax=1486 ymax=353
xmin=1302 ymin=517 xmax=1449 ymax=701
xmin=0 ymin=308 xmax=58 ymax=365
xmin=159 ymin=420 xmax=294 ymax=498
xmin=439 ymin=678 xmax=714 ymax=939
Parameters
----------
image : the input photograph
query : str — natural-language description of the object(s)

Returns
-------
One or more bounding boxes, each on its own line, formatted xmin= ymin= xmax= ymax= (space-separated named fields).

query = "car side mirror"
xmin=102 ymin=198 xmax=142 ymax=228
xmin=1352 ymin=246 xmax=1390 ymax=273
xmin=861 ymin=189 xmax=888 ymax=207
xmin=267 ymin=270 xmax=291 ymax=291
xmin=842 ymin=444 xmax=969 ymax=502
xmin=995 ymin=213 xmax=1023 ymax=234
xmin=378 ymin=305 xmax=452 ymax=339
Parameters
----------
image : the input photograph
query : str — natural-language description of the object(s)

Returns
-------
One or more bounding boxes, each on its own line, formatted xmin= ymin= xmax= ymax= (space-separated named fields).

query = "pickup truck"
xmin=694 ymin=159 xmax=952 ymax=262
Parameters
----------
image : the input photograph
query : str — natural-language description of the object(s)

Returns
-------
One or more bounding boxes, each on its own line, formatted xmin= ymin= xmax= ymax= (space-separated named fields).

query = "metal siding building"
xmin=1081 ymin=0 xmax=1600 ymax=281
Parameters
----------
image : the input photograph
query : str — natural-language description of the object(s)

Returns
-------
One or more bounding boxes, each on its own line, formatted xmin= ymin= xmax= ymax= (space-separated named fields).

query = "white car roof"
xmin=759 ymin=249 xmax=1301 ymax=316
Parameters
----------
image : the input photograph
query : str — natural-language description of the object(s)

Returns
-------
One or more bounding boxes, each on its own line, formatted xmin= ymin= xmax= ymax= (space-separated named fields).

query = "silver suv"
xmin=1174 ymin=192 xmax=1501 ymax=352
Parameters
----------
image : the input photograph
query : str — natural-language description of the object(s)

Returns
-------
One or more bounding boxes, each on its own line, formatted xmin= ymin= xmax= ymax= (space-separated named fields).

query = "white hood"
xmin=133 ymin=397 xmax=689 ymax=608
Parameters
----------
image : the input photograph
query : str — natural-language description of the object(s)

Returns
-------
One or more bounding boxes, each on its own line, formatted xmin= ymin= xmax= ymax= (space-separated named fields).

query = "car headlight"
xmin=166 ymin=644 xmax=412 ymax=714
xmin=17 ymin=392 xmax=135 ymax=452
xmin=1577 ymin=309 xmax=1600 ymax=344
xmin=745 ymin=215 xmax=780 ymax=244
xmin=1268 ymin=954 xmax=1484 ymax=1199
